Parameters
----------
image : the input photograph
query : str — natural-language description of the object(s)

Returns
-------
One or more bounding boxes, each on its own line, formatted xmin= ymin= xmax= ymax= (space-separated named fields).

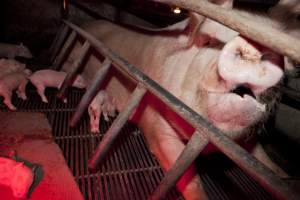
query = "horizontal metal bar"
xmin=88 ymin=84 xmax=147 ymax=171
xmin=149 ymin=131 xmax=209 ymax=200
xmin=75 ymin=166 xmax=162 ymax=180
xmin=57 ymin=40 xmax=90 ymax=100
xmin=70 ymin=58 xmax=111 ymax=127
xmin=63 ymin=20 xmax=299 ymax=200
xmin=53 ymin=30 xmax=77 ymax=70
xmin=154 ymin=0 xmax=300 ymax=64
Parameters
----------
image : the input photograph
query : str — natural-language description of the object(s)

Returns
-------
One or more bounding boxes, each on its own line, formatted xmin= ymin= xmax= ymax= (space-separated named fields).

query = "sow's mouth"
xmin=207 ymin=85 xmax=266 ymax=133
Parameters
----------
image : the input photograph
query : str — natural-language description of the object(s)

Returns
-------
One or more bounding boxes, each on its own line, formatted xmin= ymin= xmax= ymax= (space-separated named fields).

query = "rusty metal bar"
xmin=154 ymin=0 xmax=300 ymax=64
xmin=63 ymin=20 xmax=299 ymax=200
xmin=149 ymin=131 xmax=209 ymax=200
xmin=88 ymin=85 xmax=147 ymax=171
xmin=53 ymin=30 xmax=77 ymax=70
xmin=51 ymin=24 xmax=70 ymax=63
xmin=70 ymin=58 xmax=111 ymax=127
xmin=57 ymin=40 xmax=90 ymax=100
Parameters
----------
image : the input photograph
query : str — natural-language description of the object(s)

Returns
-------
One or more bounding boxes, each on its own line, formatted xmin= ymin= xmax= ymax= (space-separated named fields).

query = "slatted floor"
xmin=0 ymin=87 xmax=277 ymax=200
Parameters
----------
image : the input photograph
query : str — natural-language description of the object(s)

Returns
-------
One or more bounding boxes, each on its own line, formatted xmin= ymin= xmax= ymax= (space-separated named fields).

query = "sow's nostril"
xmin=231 ymin=85 xmax=256 ymax=99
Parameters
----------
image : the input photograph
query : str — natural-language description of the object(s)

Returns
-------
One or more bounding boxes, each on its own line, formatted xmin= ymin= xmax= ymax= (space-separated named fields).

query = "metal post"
xmin=88 ymin=84 xmax=147 ymax=171
xmin=57 ymin=40 xmax=90 ymax=100
xmin=51 ymin=24 xmax=69 ymax=63
xmin=53 ymin=30 xmax=77 ymax=70
xmin=49 ymin=24 xmax=64 ymax=54
xmin=155 ymin=0 xmax=300 ymax=63
xmin=70 ymin=58 xmax=111 ymax=127
xmin=149 ymin=131 xmax=209 ymax=200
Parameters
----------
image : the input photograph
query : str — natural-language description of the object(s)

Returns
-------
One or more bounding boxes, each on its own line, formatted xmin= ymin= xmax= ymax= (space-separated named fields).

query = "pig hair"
xmin=243 ymin=81 xmax=282 ymax=140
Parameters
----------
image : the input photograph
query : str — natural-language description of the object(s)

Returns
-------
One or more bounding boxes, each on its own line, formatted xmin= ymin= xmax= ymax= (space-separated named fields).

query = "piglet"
xmin=88 ymin=90 xmax=117 ymax=133
xmin=29 ymin=69 xmax=86 ymax=103
xmin=0 ymin=43 xmax=33 ymax=59
xmin=0 ymin=69 xmax=31 ymax=110
xmin=0 ymin=157 xmax=34 ymax=199
xmin=0 ymin=58 xmax=26 ymax=78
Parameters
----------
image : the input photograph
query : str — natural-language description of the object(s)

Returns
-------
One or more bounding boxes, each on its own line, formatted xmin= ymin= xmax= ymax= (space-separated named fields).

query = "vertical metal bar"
xmin=53 ymin=30 xmax=77 ymax=70
xmin=57 ymin=40 xmax=90 ymax=100
xmin=115 ymin=139 xmax=134 ymax=200
xmin=51 ymin=24 xmax=69 ymax=62
xmin=70 ymin=58 xmax=112 ymax=127
xmin=131 ymin=133 xmax=156 ymax=192
xmin=149 ymin=131 xmax=209 ymax=200
xmin=126 ymin=130 xmax=152 ymax=196
xmin=118 ymin=137 xmax=141 ymax=200
xmin=88 ymin=85 xmax=147 ymax=171
xmin=49 ymin=24 xmax=64 ymax=54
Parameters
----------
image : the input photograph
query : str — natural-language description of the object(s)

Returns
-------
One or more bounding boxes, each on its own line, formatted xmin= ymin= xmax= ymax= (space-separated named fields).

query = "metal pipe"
xmin=70 ymin=58 xmax=111 ymax=127
xmin=53 ymin=30 xmax=77 ymax=70
xmin=51 ymin=25 xmax=69 ymax=63
xmin=63 ymin=20 xmax=299 ymax=200
xmin=154 ymin=0 xmax=300 ymax=63
xmin=88 ymin=84 xmax=147 ymax=171
xmin=49 ymin=24 xmax=64 ymax=54
xmin=57 ymin=40 xmax=90 ymax=100
xmin=149 ymin=131 xmax=209 ymax=200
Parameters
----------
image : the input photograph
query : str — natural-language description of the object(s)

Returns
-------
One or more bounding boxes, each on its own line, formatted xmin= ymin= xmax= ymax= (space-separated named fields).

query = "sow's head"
xmin=183 ymin=0 xmax=294 ymax=138
xmin=195 ymin=35 xmax=283 ymax=138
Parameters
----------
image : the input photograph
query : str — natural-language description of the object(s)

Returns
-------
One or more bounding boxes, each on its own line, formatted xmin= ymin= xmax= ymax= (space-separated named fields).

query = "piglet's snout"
xmin=218 ymin=36 xmax=283 ymax=95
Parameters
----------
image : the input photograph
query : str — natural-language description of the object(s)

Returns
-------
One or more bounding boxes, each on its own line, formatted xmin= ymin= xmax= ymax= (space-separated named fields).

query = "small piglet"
xmin=0 ymin=58 xmax=26 ymax=78
xmin=88 ymin=90 xmax=117 ymax=133
xmin=29 ymin=69 xmax=86 ymax=103
xmin=0 ymin=157 xmax=34 ymax=199
xmin=0 ymin=69 xmax=32 ymax=110
xmin=0 ymin=43 xmax=33 ymax=59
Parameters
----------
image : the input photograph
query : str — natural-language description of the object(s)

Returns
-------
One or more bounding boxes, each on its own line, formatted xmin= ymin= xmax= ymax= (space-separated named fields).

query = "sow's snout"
xmin=207 ymin=36 xmax=283 ymax=133
xmin=218 ymin=36 xmax=283 ymax=95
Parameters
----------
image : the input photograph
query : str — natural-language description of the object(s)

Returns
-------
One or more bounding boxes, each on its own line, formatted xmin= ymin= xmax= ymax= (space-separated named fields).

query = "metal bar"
xmin=49 ymin=24 xmax=64 ymax=54
xmin=70 ymin=58 xmax=111 ymax=127
xmin=51 ymin=24 xmax=70 ymax=62
xmin=53 ymin=30 xmax=77 ymax=70
xmin=88 ymin=85 xmax=147 ymax=171
xmin=149 ymin=131 xmax=209 ymax=200
xmin=154 ymin=0 xmax=300 ymax=63
xmin=118 ymin=133 xmax=143 ymax=200
xmin=57 ymin=40 xmax=90 ymax=100
xmin=63 ymin=20 xmax=299 ymax=200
